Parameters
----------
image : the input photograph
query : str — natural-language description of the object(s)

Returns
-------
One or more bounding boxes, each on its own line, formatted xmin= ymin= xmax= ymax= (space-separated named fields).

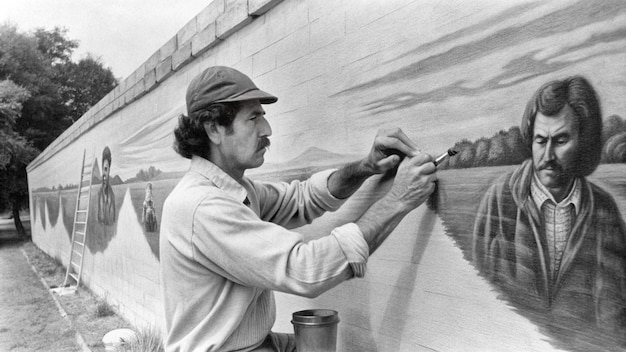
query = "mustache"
xmin=258 ymin=137 xmax=271 ymax=150
xmin=537 ymin=160 xmax=563 ymax=171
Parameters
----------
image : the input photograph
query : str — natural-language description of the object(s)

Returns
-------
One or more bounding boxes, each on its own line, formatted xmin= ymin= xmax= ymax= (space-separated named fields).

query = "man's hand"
xmin=355 ymin=152 xmax=437 ymax=254
xmin=387 ymin=153 xmax=437 ymax=209
xmin=362 ymin=128 xmax=421 ymax=175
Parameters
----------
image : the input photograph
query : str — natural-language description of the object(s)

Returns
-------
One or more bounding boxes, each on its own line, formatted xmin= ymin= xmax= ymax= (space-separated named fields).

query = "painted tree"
xmin=602 ymin=132 xmax=626 ymax=163
xmin=503 ymin=126 xmax=529 ymax=164
xmin=473 ymin=138 xmax=490 ymax=167
xmin=487 ymin=133 xmax=508 ymax=166
xmin=602 ymin=114 xmax=626 ymax=146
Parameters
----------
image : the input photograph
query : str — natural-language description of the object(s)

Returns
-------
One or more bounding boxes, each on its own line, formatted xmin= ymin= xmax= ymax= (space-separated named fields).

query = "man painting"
xmin=472 ymin=76 xmax=626 ymax=349
xmin=97 ymin=146 xmax=116 ymax=225
xmin=159 ymin=66 xmax=438 ymax=352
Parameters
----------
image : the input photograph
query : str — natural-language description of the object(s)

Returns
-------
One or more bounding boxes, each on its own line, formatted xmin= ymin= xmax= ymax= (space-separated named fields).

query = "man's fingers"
xmin=377 ymin=135 xmax=419 ymax=158
xmin=377 ymin=154 xmax=401 ymax=170
xmin=407 ymin=153 xmax=435 ymax=169
xmin=375 ymin=128 xmax=420 ymax=156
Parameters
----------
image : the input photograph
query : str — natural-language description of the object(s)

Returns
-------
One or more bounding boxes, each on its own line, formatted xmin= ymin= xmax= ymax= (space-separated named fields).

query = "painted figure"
xmin=472 ymin=76 xmax=626 ymax=347
xmin=160 ymin=66 xmax=438 ymax=352
xmin=97 ymin=146 xmax=116 ymax=225
xmin=142 ymin=182 xmax=158 ymax=232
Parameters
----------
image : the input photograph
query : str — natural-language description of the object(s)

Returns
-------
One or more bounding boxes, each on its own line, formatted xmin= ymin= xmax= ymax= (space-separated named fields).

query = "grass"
xmin=20 ymin=240 xmax=132 ymax=351
xmin=116 ymin=327 xmax=164 ymax=352
xmin=94 ymin=299 xmax=116 ymax=318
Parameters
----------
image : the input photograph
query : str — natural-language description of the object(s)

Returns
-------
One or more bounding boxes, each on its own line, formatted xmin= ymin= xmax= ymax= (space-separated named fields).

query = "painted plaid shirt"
xmin=160 ymin=156 xmax=368 ymax=352
xmin=530 ymin=175 xmax=581 ymax=279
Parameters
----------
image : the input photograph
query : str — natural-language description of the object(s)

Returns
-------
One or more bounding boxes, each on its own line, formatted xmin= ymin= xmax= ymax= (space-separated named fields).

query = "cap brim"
xmin=214 ymin=89 xmax=278 ymax=104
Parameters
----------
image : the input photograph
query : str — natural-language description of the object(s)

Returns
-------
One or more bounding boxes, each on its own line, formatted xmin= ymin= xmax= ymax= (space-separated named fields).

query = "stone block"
xmin=192 ymin=24 xmax=219 ymax=57
xmin=102 ymin=102 xmax=113 ymax=118
xmin=156 ymin=56 xmax=173 ymax=82
xmin=172 ymin=41 xmax=193 ymax=71
xmin=217 ymin=0 xmax=252 ymax=39
xmin=177 ymin=17 xmax=198 ymax=46
xmin=145 ymin=50 xmax=161 ymax=72
xmin=160 ymin=36 xmax=178 ymax=59
xmin=132 ymin=78 xmax=147 ymax=100
xmin=276 ymin=26 xmax=309 ymax=66
xmin=112 ymin=96 xmax=123 ymax=112
xmin=248 ymin=0 xmax=283 ymax=16
xmin=252 ymin=44 xmax=277 ymax=76
xmin=144 ymin=68 xmax=157 ymax=92
xmin=197 ymin=0 xmax=225 ymax=30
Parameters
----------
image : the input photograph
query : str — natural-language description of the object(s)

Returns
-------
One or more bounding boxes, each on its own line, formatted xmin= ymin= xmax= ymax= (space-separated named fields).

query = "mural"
xmin=97 ymin=146 xmax=116 ymax=226
xmin=28 ymin=0 xmax=626 ymax=351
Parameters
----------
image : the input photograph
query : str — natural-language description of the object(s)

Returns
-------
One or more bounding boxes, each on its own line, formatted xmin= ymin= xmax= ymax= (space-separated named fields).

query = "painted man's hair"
xmin=520 ymin=76 xmax=603 ymax=177
xmin=102 ymin=146 xmax=112 ymax=166
xmin=173 ymin=102 xmax=239 ymax=159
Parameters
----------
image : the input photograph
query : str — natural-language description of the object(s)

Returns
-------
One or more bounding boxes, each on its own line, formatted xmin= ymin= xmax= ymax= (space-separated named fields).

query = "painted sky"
xmin=319 ymin=0 xmax=626 ymax=158
xmin=28 ymin=0 xmax=626 ymax=189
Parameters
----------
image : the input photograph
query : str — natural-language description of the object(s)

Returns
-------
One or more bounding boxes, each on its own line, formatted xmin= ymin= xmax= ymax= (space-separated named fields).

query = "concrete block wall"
xmin=26 ymin=0 xmax=626 ymax=351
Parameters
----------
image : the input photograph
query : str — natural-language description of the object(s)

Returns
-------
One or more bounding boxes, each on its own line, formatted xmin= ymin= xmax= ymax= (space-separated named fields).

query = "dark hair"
xmin=102 ymin=146 xmax=112 ymax=166
xmin=173 ymin=102 xmax=239 ymax=159
xmin=520 ymin=76 xmax=602 ymax=177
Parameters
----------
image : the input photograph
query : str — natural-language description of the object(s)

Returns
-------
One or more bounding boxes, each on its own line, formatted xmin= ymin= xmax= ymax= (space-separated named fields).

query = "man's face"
xmin=217 ymin=99 xmax=272 ymax=174
xmin=532 ymin=104 xmax=579 ymax=192
xmin=102 ymin=159 xmax=110 ymax=184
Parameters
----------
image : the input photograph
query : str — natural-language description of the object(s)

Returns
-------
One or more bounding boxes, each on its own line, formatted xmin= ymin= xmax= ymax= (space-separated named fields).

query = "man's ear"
xmin=204 ymin=121 xmax=221 ymax=145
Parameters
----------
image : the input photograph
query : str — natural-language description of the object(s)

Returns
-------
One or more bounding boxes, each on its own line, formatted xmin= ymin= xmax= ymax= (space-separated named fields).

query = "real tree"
xmin=0 ymin=24 xmax=118 ymax=236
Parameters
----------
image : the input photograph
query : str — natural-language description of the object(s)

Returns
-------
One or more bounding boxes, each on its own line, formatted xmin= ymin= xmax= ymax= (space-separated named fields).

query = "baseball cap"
xmin=186 ymin=66 xmax=277 ymax=115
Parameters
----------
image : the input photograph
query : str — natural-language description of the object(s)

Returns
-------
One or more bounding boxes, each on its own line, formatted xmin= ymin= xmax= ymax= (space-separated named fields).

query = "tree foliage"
xmin=1 ymin=24 xmax=117 ymax=151
xmin=0 ymin=80 xmax=39 ymax=236
xmin=442 ymin=127 xmax=531 ymax=170
xmin=0 ymin=24 xmax=118 ymax=235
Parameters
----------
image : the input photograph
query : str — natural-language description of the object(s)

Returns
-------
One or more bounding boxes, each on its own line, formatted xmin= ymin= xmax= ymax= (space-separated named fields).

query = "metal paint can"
xmin=291 ymin=309 xmax=339 ymax=352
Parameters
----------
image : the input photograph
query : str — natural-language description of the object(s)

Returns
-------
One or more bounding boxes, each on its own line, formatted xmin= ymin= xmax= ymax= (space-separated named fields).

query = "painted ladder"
xmin=62 ymin=149 xmax=94 ymax=289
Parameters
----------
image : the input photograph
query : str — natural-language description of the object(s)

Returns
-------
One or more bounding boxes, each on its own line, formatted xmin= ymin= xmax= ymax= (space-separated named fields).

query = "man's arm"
xmin=327 ymin=128 xmax=421 ymax=199
xmin=355 ymin=153 xmax=436 ymax=254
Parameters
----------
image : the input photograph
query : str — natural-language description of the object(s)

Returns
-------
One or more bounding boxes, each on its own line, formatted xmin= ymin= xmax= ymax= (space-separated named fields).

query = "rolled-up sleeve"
xmin=332 ymin=223 xmax=369 ymax=278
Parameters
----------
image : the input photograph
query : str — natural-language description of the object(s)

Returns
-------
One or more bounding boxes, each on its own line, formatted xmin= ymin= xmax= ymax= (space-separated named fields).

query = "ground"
xmin=0 ymin=214 xmax=132 ymax=351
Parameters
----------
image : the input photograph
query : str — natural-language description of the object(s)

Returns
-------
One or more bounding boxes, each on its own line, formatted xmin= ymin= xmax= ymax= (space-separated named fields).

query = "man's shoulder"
xmin=586 ymin=179 xmax=623 ymax=213
xmin=165 ymin=171 xmax=225 ymax=206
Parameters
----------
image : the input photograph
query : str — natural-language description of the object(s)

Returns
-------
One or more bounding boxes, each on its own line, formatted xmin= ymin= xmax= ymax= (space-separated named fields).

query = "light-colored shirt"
xmin=530 ymin=174 xmax=581 ymax=279
xmin=160 ymin=156 xmax=368 ymax=352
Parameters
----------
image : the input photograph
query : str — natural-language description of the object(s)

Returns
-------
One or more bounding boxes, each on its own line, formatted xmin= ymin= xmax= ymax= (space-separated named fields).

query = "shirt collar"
xmin=190 ymin=155 xmax=249 ymax=203
xmin=530 ymin=172 xmax=581 ymax=214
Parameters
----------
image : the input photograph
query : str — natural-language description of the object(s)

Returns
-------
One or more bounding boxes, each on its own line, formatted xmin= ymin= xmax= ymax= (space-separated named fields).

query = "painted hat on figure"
xmin=186 ymin=66 xmax=277 ymax=115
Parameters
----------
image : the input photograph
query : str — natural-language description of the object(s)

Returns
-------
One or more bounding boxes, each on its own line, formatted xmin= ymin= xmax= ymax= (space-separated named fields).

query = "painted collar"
xmin=530 ymin=172 xmax=581 ymax=215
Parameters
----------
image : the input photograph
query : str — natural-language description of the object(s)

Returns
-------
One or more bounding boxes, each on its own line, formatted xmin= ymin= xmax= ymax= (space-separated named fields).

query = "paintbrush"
xmin=433 ymin=149 xmax=458 ymax=166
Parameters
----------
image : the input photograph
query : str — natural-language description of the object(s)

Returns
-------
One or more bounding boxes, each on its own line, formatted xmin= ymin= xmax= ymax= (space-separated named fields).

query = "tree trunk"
xmin=12 ymin=206 xmax=27 ymax=238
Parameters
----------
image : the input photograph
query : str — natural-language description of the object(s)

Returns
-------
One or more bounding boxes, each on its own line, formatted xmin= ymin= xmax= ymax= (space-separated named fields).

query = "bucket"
xmin=291 ymin=309 xmax=339 ymax=352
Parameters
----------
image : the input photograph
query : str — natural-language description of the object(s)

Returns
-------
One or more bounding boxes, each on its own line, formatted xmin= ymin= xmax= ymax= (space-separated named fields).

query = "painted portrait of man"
xmin=97 ymin=146 xmax=116 ymax=226
xmin=471 ymin=76 xmax=626 ymax=348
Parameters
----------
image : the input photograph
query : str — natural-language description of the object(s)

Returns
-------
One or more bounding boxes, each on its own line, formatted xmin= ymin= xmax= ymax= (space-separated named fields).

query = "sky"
xmin=0 ymin=0 xmax=212 ymax=79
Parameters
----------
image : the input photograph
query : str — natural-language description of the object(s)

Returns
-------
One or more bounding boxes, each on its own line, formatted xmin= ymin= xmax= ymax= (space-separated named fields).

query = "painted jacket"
xmin=472 ymin=159 xmax=626 ymax=349
xmin=97 ymin=184 xmax=116 ymax=225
